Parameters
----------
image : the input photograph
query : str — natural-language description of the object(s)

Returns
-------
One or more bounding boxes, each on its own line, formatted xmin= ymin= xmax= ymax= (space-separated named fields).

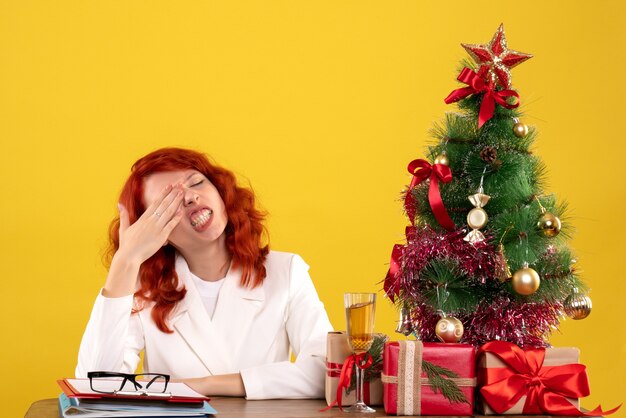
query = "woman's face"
xmin=142 ymin=169 xmax=228 ymax=253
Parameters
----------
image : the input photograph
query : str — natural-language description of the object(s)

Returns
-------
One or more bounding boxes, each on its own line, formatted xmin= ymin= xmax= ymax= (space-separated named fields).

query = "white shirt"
xmin=75 ymin=251 xmax=334 ymax=399
xmin=189 ymin=272 xmax=225 ymax=319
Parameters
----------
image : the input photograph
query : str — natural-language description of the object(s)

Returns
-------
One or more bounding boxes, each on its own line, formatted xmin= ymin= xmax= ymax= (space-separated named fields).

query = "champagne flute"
xmin=344 ymin=292 xmax=376 ymax=413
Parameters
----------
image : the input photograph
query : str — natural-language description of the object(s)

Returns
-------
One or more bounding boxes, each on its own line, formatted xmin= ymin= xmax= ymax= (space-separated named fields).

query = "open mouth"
xmin=190 ymin=208 xmax=213 ymax=228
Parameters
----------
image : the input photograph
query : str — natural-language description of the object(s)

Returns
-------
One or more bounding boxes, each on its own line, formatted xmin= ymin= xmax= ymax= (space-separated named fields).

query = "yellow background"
xmin=1 ymin=1 xmax=624 ymax=416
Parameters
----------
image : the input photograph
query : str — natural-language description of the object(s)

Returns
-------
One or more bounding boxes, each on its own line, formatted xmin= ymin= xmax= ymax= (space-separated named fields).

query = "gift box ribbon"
xmin=326 ymin=361 xmax=372 ymax=404
xmin=326 ymin=361 xmax=344 ymax=378
xmin=479 ymin=341 xmax=621 ymax=416
xmin=381 ymin=340 xmax=476 ymax=415
xmin=322 ymin=353 xmax=373 ymax=411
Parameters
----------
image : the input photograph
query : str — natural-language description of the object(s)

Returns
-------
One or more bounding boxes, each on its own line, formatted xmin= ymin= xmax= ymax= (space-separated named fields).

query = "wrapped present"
xmin=382 ymin=340 xmax=475 ymax=416
xmin=477 ymin=341 xmax=621 ymax=416
xmin=324 ymin=332 xmax=385 ymax=407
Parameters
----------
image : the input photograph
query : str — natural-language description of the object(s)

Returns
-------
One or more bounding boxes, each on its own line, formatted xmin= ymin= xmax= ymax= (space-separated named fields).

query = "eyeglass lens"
xmin=89 ymin=373 xmax=169 ymax=394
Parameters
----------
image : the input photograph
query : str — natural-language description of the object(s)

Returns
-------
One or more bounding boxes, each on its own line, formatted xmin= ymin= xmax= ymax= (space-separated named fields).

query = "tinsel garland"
xmin=408 ymin=299 xmax=561 ymax=348
xmin=393 ymin=225 xmax=563 ymax=347
xmin=466 ymin=298 xmax=562 ymax=347
xmin=400 ymin=225 xmax=497 ymax=289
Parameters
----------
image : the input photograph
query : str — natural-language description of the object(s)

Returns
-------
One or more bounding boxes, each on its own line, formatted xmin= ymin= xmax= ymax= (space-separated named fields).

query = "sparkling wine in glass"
xmin=344 ymin=292 xmax=376 ymax=413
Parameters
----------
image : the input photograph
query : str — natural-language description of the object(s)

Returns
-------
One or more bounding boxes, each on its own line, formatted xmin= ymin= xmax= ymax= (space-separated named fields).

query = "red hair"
xmin=106 ymin=147 xmax=269 ymax=333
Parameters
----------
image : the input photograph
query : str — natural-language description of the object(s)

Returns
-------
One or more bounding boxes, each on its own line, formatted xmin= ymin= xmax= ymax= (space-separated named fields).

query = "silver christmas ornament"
xmin=395 ymin=305 xmax=414 ymax=336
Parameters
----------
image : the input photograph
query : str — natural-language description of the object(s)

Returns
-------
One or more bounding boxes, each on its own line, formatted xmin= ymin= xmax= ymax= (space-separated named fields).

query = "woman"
xmin=75 ymin=147 xmax=333 ymax=399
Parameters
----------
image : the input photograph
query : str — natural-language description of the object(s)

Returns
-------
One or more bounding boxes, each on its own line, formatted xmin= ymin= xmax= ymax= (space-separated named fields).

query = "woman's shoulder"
xmin=263 ymin=251 xmax=311 ymax=288
xmin=265 ymin=250 xmax=309 ymax=271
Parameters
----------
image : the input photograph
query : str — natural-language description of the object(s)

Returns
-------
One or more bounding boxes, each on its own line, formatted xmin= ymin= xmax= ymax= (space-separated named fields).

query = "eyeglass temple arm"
xmin=126 ymin=377 xmax=143 ymax=390
xmin=145 ymin=375 xmax=169 ymax=389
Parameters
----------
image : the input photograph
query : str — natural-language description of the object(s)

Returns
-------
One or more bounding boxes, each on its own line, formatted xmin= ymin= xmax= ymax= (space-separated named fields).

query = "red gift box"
xmin=382 ymin=340 xmax=475 ymax=416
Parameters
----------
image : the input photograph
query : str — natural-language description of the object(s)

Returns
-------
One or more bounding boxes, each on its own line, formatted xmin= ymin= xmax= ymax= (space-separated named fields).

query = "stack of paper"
xmin=57 ymin=378 xmax=217 ymax=417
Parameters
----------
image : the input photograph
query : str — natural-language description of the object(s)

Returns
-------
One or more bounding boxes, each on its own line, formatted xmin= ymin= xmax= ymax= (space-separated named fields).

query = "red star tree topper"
xmin=462 ymin=24 xmax=532 ymax=88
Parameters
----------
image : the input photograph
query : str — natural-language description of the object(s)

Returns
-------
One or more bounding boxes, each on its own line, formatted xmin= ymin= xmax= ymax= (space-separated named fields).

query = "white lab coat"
xmin=75 ymin=251 xmax=334 ymax=399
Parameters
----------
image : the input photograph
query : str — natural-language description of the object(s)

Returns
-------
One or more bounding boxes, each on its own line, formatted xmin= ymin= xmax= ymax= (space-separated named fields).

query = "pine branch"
xmin=420 ymin=258 xmax=481 ymax=312
xmin=430 ymin=113 xmax=478 ymax=144
xmin=421 ymin=360 xmax=469 ymax=405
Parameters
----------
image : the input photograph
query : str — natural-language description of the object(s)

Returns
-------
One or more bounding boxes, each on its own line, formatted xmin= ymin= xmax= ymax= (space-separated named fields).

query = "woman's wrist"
xmin=112 ymin=245 xmax=146 ymax=267
xmin=102 ymin=252 xmax=142 ymax=298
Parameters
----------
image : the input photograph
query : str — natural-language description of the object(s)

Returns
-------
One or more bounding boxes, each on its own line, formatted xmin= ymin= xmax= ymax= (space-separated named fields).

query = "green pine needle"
xmin=421 ymin=360 xmax=470 ymax=405
xmin=420 ymin=259 xmax=481 ymax=312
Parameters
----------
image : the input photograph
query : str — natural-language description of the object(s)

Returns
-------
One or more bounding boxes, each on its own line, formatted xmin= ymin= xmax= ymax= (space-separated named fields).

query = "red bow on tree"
xmin=383 ymin=244 xmax=403 ymax=302
xmin=478 ymin=341 xmax=621 ymax=416
xmin=404 ymin=159 xmax=455 ymax=231
xmin=444 ymin=67 xmax=520 ymax=128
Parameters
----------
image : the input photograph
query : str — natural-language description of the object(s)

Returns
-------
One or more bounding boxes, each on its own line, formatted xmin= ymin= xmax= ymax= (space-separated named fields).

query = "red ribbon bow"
xmin=478 ymin=341 xmax=621 ymax=416
xmin=322 ymin=352 xmax=373 ymax=411
xmin=383 ymin=227 xmax=416 ymax=301
xmin=404 ymin=159 xmax=455 ymax=231
xmin=444 ymin=67 xmax=520 ymax=128
xmin=383 ymin=244 xmax=403 ymax=302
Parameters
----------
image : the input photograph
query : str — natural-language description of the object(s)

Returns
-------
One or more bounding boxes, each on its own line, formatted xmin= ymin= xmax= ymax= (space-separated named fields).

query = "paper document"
xmin=67 ymin=378 xmax=206 ymax=398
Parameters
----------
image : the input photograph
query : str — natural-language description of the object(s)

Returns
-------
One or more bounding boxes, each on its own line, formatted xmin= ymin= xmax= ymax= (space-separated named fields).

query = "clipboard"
xmin=58 ymin=378 xmax=210 ymax=404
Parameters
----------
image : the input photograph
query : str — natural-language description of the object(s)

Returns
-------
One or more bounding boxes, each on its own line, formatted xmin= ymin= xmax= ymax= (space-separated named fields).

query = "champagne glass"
xmin=344 ymin=292 xmax=376 ymax=413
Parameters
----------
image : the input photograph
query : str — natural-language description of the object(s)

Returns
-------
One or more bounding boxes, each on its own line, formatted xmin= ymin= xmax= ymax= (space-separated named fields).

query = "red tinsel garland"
xmin=400 ymin=226 xmax=496 ymax=286
xmin=391 ymin=226 xmax=563 ymax=347
xmin=410 ymin=298 xmax=561 ymax=348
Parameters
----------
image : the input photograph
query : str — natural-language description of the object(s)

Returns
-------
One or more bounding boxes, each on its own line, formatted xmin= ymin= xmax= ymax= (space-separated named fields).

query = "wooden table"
xmin=25 ymin=397 xmax=584 ymax=417
xmin=27 ymin=397 xmax=391 ymax=417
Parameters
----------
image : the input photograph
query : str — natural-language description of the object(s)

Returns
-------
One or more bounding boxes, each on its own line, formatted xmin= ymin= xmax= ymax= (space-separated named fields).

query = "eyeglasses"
xmin=87 ymin=371 xmax=171 ymax=397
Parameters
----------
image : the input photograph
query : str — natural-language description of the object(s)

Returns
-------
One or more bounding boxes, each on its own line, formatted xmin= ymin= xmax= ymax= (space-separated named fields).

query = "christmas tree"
xmin=384 ymin=24 xmax=592 ymax=348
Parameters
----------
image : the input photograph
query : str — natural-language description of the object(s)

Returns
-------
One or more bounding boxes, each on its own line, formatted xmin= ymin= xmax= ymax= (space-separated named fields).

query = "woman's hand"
xmin=102 ymin=184 xmax=184 ymax=298
xmin=116 ymin=184 xmax=184 ymax=264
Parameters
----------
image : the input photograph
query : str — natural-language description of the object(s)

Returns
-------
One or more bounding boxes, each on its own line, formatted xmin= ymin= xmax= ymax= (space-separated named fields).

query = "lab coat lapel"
xmin=170 ymin=256 xmax=233 ymax=375
xmin=211 ymin=264 xmax=265 ymax=360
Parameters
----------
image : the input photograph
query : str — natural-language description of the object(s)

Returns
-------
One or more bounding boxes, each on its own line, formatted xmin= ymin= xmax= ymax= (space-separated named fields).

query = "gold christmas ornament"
xmin=467 ymin=207 xmax=488 ymax=229
xmin=468 ymin=192 xmax=491 ymax=208
xmin=435 ymin=316 xmax=464 ymax=343
xmin=564 ymin=289 xmax=592 ymax=320
xmin=434 ymin=152 xmax=449 ymax=166
xmin=512 ymin=263 xmax=541 ymax=295
xmin=513 ymin=122 xmax=529 ymax=138
xmin=395 ymin=305 xmax=414 ymax=336
xmin=464 ymin=190 xmax=491 ymax=244
xmin=495 ymin=243 xmax=512 ymax=282
xmin=464 ymin=230 xmax=484 ymax=243
xmin=537 ymin=211 xmax=562 ymax=237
